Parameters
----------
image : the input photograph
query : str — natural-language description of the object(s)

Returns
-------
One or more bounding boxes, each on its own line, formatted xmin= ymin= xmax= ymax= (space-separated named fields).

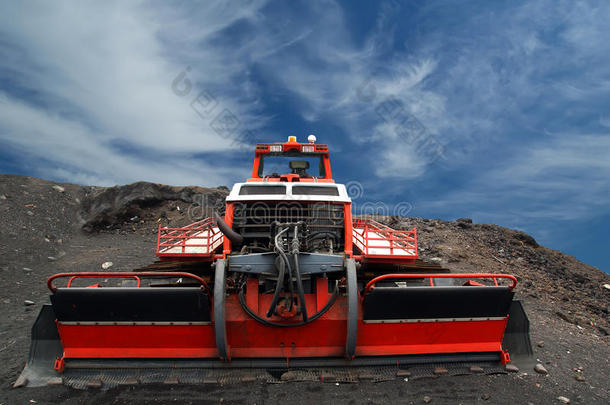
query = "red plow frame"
xmin=44 ymin=271 xmax=517 ymax=370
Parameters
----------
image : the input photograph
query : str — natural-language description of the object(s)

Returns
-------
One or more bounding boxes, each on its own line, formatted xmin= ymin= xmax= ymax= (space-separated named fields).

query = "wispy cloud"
xmin=0 ymin=1 xmax=269 ymax=185
xmin=260 ymin=1 xmax=610 ymax=224
xmin=421 ymin=133 xmax=610 ymax=224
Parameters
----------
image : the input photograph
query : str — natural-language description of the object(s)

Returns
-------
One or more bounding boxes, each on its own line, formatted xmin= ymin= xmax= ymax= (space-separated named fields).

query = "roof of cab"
xmin=226 ymin=182 xmax=351 ymax=203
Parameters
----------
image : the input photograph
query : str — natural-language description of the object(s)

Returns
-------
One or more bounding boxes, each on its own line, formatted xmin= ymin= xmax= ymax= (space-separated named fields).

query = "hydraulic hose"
xmin=275 ymin=229 xmax=295 ymax=311
xmin=214 ymin=211 xmax=243 ymax=246
xmin=238 ymin=279 xmax=339 ymax=328
xmin=292 ymin=225 xmax=308 ymax=322
xmin=238 ymin=222 xmax=338 ymax=327
xmin=293 ymin=253 xmax=308 ymax=321
xmin=266 ymin=227 xmax=290 ymax=317
xmin=266 ymin=256 xmax=286 ymax=317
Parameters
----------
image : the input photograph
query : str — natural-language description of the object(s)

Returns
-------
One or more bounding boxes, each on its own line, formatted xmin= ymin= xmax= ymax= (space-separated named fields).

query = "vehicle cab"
xmin=248 ymin=135 xmax=334 ymax=183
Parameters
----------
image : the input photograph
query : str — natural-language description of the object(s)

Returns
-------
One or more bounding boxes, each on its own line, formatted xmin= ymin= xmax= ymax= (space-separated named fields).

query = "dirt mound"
xmin=78 ymin=181 xmax=229 ymax=232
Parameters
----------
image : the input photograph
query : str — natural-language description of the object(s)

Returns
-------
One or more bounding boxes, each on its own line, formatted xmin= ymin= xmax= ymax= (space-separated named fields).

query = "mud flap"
xmin=14 ymin=304 xmax=63 ymax=387
xmin=502 ymin=300 xmax=534 ymax=367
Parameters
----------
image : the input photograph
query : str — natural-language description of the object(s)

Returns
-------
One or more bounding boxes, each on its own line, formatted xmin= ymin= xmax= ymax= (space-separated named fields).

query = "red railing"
xmin=156 ymin=217 xmax=223 ymax=257
xmin=352 ymin=218 xmax=417 ymax=259
xmin=47 ymin=272 xmax=209 ymax=293
xmin=67 ymin=274 xmax=141 ymax=288
xmin=363 ymin=273 xmax=518 ymax=296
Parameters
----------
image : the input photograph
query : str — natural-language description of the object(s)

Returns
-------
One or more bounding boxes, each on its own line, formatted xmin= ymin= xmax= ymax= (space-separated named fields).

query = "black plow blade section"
xmin=51 ymin=287 xmax=210 ymax=322
xmin=14 ymin=305 xmax=63 ymax=388
xmin=502 ymin=300 xmax=534 ymax=367
xmin=363 ymin=285 xmax=514 ymax=320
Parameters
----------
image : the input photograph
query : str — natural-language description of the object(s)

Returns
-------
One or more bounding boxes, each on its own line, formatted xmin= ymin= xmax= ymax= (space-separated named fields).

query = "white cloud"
xmin=420 ymin=134 xmax=610 ymax=224
xmin=245 ymin=3 xmax=447 ymax=171
xmin=0 ymin=94 xmax=249 ymax=186
xmin=0 ymin=1 xmax=269 ymax=185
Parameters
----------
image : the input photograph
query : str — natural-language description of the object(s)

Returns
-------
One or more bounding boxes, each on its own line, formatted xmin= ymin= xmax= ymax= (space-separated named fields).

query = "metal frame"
xmin=352 ymin=218 xmax=418 ymax=262
xmin=45 ymin=269 xmax=516 ymax=366
xmin=156 ymin=217 xmax=223 ymax=259
xmin=363 ymin=273 xmax=518 ymax=295
xmin=228 ymin=252 xmax=344 ymax=275
xmin=47 ymin=272 xmax=209 ymax=293
xmin=250 ymin=139 xmax=333 ymax=183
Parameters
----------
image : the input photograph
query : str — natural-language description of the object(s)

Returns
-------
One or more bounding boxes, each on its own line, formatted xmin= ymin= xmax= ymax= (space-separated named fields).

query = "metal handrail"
xmin=47 ymin=272 xmax=209 ymax=293
xmin=66 ymin=275 xmax=141 ymax=288
xmin=352 ymin=218 xmax=417 ymax=257
xmin=157 ymin=217 xmax=223 ymax=256
xmin=362 ymin=273 xmax=518 ymax=296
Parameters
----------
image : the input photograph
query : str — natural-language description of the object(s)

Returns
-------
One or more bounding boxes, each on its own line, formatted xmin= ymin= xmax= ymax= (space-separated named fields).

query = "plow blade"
xmin=501 ymin=300 xmax=534 ymax=366
xmin=15 ymin=272 xmax=532 ymax=389
xmin=14 ymin=305 xmax=63 ymax=388
xmin=16 ymin=306 xmax=510 ymax=388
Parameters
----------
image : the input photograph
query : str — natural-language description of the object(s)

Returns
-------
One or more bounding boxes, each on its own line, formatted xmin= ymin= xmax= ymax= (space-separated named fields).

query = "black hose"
xmin=238 ymin=279 xmax=339 ymax=328
xmin=281 ymin=251 xmax=295 ymax=311
xmin=266 ymin=256 xmax=286 ymax=317
xmin=290 ymin=224 xmax=307 ymax=321
xmin=266 ymin=227 xmax=290 ymax=317
xmin=215 ymin=211 xmax=243 ymax=245
xmin=264 ymin=224 xmax=307 ymax=320
xmin=293 ymin=251 xmax=308 ymax=322
xmin=307 ymin=231 xmax=340 ymax=241
xmin=275 ymin=231 xmax=295 ymax=311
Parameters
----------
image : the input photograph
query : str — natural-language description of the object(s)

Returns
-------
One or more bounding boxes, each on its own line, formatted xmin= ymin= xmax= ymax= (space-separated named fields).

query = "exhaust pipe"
xmin=215 ymin=211 xmax=244 ymax=246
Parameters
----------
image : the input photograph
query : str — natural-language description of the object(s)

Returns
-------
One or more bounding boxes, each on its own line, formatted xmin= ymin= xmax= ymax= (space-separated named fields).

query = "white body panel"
xmin=226 ymin=182 xmax=352 ymax=203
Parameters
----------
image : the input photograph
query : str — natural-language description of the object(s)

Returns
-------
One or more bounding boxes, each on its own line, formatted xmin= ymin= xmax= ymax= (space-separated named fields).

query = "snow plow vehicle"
xmin=16 ymin=136 xmax=532 ymax=388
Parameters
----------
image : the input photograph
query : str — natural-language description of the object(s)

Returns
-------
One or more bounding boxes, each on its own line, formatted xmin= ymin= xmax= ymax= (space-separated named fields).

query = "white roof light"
xmin=307 ymin=134 xmax=317 ymax=143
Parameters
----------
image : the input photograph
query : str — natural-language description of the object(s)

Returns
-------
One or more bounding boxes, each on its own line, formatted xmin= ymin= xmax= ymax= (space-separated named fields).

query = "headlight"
xmin=269 ymin=145 xmax=283 ymax=152
xmin=301 ymin=145 xmax=315 ymax=153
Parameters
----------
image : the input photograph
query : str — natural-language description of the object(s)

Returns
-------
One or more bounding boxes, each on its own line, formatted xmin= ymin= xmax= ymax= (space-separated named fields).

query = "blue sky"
xmin=1 ymin=1 xmax=609 ymax=273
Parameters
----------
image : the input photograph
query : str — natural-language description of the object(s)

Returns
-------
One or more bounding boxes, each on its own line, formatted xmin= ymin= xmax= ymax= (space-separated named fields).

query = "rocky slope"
xmin=0 ymin=174 xmax=608 ymax=405
xmin=382 ymin=216 xmax=609 ymax=336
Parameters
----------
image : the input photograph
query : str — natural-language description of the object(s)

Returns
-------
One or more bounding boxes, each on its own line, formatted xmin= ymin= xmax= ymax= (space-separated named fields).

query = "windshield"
xmin=259 ymin=153 xmax=325 ymax=178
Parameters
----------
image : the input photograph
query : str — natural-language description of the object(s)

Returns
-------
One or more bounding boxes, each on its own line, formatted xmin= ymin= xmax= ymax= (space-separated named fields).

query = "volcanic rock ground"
xmin=0 ymin=174 xmax=608 ymax=404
